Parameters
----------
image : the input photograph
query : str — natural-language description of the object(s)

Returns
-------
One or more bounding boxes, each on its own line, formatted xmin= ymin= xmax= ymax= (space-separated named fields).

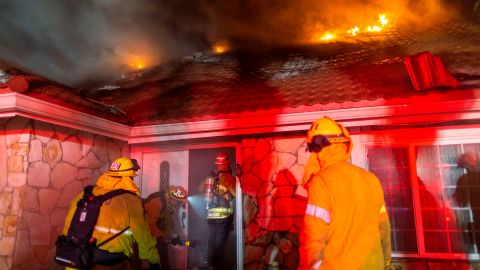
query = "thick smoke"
xmin=0 ymin=0 xmax=465 ymax=87
xmin=0 ymin=0 xmax=209 ymax=87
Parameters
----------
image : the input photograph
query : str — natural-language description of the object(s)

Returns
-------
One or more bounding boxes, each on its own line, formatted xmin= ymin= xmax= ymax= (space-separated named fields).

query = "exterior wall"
xmin=239 ymin=133 xmax=480 ymax=270
xmin=0 ymin=116 xmax=129 ymax=270
xmin=240 ymin=135 xmax=308 ymax=270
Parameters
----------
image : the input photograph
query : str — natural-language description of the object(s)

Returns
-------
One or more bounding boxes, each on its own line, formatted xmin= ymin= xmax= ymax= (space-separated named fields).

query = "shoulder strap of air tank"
xmin=95 ymin=189 xmax=136 ymax=203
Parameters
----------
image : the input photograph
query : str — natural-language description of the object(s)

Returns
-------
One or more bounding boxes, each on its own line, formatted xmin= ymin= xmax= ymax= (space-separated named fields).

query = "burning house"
xmin=1 ymin=1 xmax=480 ymax=269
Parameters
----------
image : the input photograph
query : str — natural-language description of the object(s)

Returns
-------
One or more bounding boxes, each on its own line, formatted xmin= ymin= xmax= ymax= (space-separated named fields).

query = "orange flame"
xmin=366 ymin=14 xmax=388 ymax=33
xmin=128 ymin=56 xmax=146 ymax=70
xmin=347 ymin=26 xmax=360 ymax=36
xmin=320 ymin=32 xmax=335 ymax=41
xmin=311 ymin=31 xmax=337 ymax=43
xmin=213 ymin=45 xmax=226 ymax=53
xmin=212 ymin=41 xmax=230 ymax=54
xmin=310 ymin=13 xmax=390 ymax=43
xmin=379 ymin=14 xmax=388 ymax=26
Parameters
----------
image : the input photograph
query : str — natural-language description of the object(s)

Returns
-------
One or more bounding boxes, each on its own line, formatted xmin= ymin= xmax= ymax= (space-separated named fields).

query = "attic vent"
xmin=404 ymin=51 xmax=460 ymax=91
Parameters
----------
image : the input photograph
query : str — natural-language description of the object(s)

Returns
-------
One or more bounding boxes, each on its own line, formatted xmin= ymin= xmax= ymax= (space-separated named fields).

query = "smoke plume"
xmin=0 ymin=0 xmax=465 ymax=87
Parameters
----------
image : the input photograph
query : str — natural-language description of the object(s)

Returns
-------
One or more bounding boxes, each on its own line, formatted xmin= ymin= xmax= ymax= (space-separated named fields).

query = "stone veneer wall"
xmin=241 ymin=136 xmax=308 ymax=270
xmin=0 ymin=116 xmax=129 ymax=270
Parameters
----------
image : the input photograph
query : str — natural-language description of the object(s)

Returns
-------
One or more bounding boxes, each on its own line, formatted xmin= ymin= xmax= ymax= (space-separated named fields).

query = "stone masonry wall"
xmin=241 ymin=135 xmax=308 ymax=270
xmin=0 ymin=116 xmax=129 ymax=270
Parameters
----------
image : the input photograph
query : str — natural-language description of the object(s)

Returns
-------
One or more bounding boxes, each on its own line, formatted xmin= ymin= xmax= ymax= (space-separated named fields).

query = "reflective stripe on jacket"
xmin=62 ymin=174 xmax=160 ymax=264
xmin=299 ymin=143 xmax=391 ymax=270
xmin=206 ymin=172 xmax=235 ymax=220
xmin=207 ymin=207 xmax=234 ymax=219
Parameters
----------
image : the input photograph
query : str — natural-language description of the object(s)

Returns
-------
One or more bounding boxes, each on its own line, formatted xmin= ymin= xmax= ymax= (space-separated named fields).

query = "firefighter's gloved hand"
xmin=149 ymin=263 xmax=161 ymax=270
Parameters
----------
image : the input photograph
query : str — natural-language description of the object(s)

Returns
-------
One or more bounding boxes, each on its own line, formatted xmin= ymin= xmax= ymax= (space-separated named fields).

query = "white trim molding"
xmin=0 ymin=92 xmax=130 ymax=141
xmin=129 ymin=98 xmax=480 ymax=144
xmin=2 ymin=91 xmax=480 ymax=144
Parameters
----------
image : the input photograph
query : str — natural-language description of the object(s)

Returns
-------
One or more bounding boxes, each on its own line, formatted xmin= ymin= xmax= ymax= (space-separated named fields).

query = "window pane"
xmin=368 ymin=147 xmax=417 ymax=253
xmin=393 ymin=208 xmax=415 ymax=230
xmin=391 ymin=168 xmax=410 ymax=188
xmin=422 ymin=209 xmax=446 ymax=230
xmin=416 ymin=144 xmax=480 ymax=254
xmin=463 ymin=144 xmax=480 ymax=156
xmin=367 ymin=148 xmax=389 ymax=169
xmin=453 ymin=209 xmax=472 ymax=230
xmin=416 ymin=146 xmax=438 ymax=166
xmin=451 ymin=231 xmax=474 ymax=253
xmin=394 ymin=230 xmax=418 ymax=252
xmin=417 ymin=167 xmax=440 ymax=188
xmin=424 ymin=232 xmax=449 ymax=253
xmin=419 ymin=186 xmax=438 ymax=208
xmin=439 ymin=145 xmax=461 ymax=165
xmin=443 ymin=167 xmax=464 ymax=186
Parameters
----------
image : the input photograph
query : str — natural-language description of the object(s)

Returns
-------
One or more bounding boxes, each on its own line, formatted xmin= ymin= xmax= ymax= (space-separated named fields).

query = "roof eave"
xmin=0 ymin=91 xmax=130 ymax=141
xmin=129 ymin=92 xmax=480 ymax=144
xmin=2 ymin=89 xmax=480 ymax=144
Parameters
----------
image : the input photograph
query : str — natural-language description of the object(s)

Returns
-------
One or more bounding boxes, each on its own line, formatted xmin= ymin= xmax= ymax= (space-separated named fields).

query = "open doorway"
xmin=187 ymin=147 xmax=237 ymax=269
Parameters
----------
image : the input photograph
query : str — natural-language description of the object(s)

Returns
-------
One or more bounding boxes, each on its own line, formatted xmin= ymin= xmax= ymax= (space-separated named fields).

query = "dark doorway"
xmin=187 ymin=147 xmax=237 ymax=269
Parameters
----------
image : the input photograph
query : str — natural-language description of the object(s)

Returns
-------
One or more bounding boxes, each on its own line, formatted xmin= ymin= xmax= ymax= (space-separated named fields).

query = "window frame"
xmin=351 ymin=125 xmax=480 ymax=260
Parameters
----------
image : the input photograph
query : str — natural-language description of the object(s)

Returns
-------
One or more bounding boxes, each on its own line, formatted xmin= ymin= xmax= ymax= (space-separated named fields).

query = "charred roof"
xmin=3 ymin=19 xmax=480 ymax=126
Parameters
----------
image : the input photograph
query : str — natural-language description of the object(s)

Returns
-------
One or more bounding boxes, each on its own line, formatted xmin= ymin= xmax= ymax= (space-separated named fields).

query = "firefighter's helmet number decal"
xmin=110 ymin=162 xmax=121 ymax=170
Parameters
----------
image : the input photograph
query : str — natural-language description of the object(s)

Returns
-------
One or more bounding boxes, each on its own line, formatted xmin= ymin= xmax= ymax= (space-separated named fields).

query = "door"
xmin=187 ymin=147 xmax=237 ymax=269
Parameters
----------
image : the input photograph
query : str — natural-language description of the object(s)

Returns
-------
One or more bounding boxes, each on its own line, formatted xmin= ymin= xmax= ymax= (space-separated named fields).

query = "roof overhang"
xmin=2 ymin=90 xmax=480 ymax=144
xmin=0 ymin=91 xmax=130 ymax=141
xmin=129 ymin=97 xmax=480 ymax=144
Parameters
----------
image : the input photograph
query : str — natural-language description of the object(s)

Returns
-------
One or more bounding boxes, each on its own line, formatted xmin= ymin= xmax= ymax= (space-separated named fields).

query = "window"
xmin=368 ymin=147 xmax=417 ymax=253
xmin=367 ymin=143 xmax=480 ymax=258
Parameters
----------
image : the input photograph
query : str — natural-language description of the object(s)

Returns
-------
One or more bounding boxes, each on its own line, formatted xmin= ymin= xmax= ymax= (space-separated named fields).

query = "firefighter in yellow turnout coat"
xmin=62 ymin=157 xmax=160 ymax=269
xmin=299 ymin=117 xmax=391 ymax=270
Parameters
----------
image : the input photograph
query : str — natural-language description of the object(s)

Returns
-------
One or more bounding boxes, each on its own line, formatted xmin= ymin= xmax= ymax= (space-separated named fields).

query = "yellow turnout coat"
xmin=299 ymin=143 xmax=391 ymax=270
xmin=62 ymin=174 xmax=160 ymax=266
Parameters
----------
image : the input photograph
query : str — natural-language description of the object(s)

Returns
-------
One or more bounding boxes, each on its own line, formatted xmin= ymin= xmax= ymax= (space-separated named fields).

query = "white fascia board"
xmin=2 ymin=92 xmax=480 ymax=144
xmin=0 ymin=92 xmax=130 ymax=141
xmin=129 ymin=99 xmax=480 ymax=144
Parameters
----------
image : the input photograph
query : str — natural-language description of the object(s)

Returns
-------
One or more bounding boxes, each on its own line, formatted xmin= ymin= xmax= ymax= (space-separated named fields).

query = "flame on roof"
xmin=310 ymin=13 xmax=391 ymax=44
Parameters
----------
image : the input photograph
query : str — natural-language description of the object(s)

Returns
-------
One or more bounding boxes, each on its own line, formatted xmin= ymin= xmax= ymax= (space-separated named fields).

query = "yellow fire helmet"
xmin=307 ymin=116 xmax=351 ymax=144
xmin=105 ymin=157 xmax=140 ymax=177
xmin=306 ymin=116 xmax=353 ymax=154
xmin=169 ymin=185 xmax=188 ymax=203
